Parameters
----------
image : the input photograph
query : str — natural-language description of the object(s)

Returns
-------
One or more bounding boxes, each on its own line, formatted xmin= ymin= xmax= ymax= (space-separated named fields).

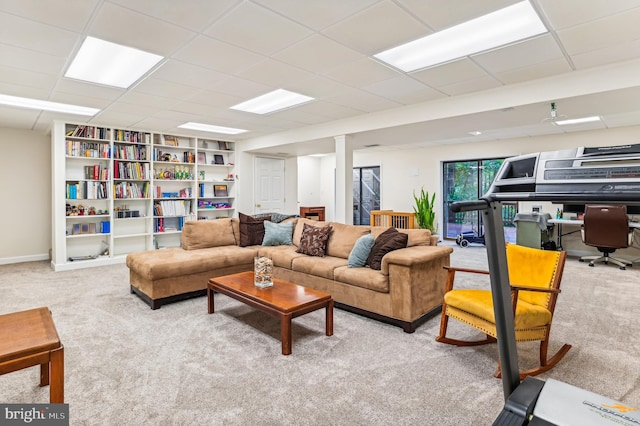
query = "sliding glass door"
xmin=443 ymin=158 xmax=516 ymax=242
xmin=353 ymin=166 xmax=380 ymax=225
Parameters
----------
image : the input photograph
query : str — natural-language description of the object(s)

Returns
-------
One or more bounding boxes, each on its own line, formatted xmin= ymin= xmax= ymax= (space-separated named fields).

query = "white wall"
xmin=0 ymin=128 xmax=51 ymax=263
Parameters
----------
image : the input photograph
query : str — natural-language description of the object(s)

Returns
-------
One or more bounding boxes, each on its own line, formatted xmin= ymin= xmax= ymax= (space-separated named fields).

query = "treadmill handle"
xmin=451 ymin=199 xmax=490 ymax=213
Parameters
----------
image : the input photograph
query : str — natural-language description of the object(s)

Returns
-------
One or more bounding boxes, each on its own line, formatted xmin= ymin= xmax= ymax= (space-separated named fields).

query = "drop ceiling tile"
xmin=0 ymin=0 xmax=97 ymax=32
xmin=53 ymin=79 xmax=124 ymax=101
xmin=557 ymin=7 xmax=640 ymax=55
xmin=186 ymin=90 xmax=243 ymax=109
xmin=397 ymin=0 xmax=518 ymax=30
xmin=117 ymin=91 xmax=178 ymax=109
xmin=133 ymin=78 xmax=202 ymax=101
xmin=108 ymin=0 xmax=240 ymax=31
xmin=0 ymin=11 xmax=78 ymax=56
xmin=254 ymin=0 xmax=378 ymax=30
xmin=472 ymin=35 xmax=566 ymax=74
xmin=99 ymin=101 xmax=163 ymax=117
xmin=205 ymin=2 xmax=312 ymax=55
xmin=570 ymin=39 xmax=640 ymax=69
xmin=169 ymin=100 xmax=224 ymax=117
xmin=411 ymin=59 xmax=489 ymax=89
xmin=0 ymin=106 xmax=39 ymax=128
xmin=273 ymin=34 xmax=363 ymax=74
xmin=287 ymin=75 xmax=355 ymax=100
xmin=89 ymin=2 xmax=196 ymax=56
xmin=174 ymin=36 xmax=265 ymax=74
xmin=538 ymin=0 xmax=640 ymax=30
xmin=207 ymin=75 xmax=274 ymax=99
xmin=237 ymin=59 xmax=316 ymax=88
xmin=0 ymin=64 xmax=56 ymax=91
xmin=437 ymin=75 xmax=502 ymax=96
xmin=150 ymin=60 xmax=231 ymax=92
xmin=493 ymin=58 xmax=573 ymax=84
xmin=293 ymin=100 xmax=363 ymax=121
xmin=49 ymin=92 xmax=112 ymax=110
xmin=92 ymin=110 xmax=149 ymax=128
xmin=325 ymin=88 xmax=403 ymax=113
xmin=323 ymin=1 xmax=428 ymax=54
xmin=362 ymin=76 xmax=442 ymax=104
xmin=322 ymin=57 xmax=400 ymax=88
xmin=0 ymin=44 xmax=66 ymax=76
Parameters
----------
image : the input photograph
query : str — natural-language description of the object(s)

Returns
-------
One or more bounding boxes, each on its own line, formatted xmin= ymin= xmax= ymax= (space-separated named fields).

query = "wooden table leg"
xmin=207 ymin=285 xmax=215 ymax=314
xmin=326 ymin=299 xmax=334 ymax=336
xmin=40 ymin=362 xmax=50 ymax=387
xmin=49 ymin=346 xmax=64 ymax=404
xmin=281 ymin=313 xmax=292 ymax=355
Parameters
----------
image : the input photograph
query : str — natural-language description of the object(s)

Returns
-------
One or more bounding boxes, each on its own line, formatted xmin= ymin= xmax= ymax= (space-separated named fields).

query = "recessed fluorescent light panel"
xmin=230 ymin=89 xmax=314 ymax=114
xmin=0 ymin=94 xmax=99 ymax=116
xmin=553 ymin=116 xmax=601 ymax=126
xmin=178 ymin=122 xmax=247 ymax=135
xmin=65 ymin=36 xmax=164 ymax=88
xmin=373 ymin=1 xmax=547 ymax=72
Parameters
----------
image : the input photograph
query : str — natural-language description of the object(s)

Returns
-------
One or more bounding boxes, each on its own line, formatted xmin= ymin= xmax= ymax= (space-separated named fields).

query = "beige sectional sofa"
xmin=126 ymin=217 xmax=453 ymax=332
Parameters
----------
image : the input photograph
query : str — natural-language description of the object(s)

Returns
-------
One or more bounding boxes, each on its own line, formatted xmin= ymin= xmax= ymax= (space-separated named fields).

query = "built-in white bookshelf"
xmin=51 ymin=121 xmax=236 ymax=271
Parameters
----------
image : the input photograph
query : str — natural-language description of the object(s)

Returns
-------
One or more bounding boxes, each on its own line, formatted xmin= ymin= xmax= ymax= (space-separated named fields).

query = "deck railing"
xmin=369 ymin=210 xmax=416 ymax=229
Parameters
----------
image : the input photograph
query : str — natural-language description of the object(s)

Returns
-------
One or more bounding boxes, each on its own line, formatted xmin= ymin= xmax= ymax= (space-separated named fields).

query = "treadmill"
xmin=450 ymin=144 xmax=640 ymax=425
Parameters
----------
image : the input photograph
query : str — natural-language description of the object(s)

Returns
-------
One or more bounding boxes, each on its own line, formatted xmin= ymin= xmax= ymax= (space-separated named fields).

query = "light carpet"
xmin=0 ymin=243 xmax=638 ymax=425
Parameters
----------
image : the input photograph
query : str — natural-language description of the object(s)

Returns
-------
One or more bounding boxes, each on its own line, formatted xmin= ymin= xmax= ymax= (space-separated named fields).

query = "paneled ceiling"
xmin=1 ymin=0 xmax=640 ymax=155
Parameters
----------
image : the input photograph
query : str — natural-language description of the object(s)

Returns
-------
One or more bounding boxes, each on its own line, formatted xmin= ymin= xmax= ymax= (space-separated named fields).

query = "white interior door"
xmin=254 ymin=157 xmax=285 ymax=214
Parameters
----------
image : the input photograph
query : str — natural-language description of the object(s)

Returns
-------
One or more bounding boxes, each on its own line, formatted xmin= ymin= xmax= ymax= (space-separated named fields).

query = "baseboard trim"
xmin=0 ymin=254 xmax=49 ymax=265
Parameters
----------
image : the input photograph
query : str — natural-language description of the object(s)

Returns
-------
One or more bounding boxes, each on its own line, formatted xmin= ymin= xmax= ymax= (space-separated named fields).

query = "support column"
xmin=334 ymin=135 xmax=353 ymax=224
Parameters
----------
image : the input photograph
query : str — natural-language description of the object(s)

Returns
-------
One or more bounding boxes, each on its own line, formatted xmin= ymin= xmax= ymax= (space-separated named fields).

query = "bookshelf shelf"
xmin=52 ymin=121 xmax=236 ymax=270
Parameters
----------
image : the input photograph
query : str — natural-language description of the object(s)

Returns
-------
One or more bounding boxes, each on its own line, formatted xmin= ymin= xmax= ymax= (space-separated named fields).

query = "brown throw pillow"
xmin=296 ymin=223 xmax=333 ymax=257
xmin=366 ymin=227 xmax=408 ymax=270
xmin=239 ymin=212 xmax=271 ymax=247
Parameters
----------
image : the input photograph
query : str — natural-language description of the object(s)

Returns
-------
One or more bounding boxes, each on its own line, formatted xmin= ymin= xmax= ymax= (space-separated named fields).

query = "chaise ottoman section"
xmin=127 ymin=246 xmax=257 ymax=309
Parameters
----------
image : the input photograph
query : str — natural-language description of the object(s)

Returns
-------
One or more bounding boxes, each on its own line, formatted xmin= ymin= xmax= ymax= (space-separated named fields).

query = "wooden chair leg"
xmin=495 ymin=341 xmax=572 ymax=379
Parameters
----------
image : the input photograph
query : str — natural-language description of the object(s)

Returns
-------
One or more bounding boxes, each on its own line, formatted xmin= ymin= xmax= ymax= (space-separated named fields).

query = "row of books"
xmin=113 ymin=144 xmax=147 ymax=161
xmin=66 ymin=181 xmax=109 ymax=200
xmin=84 ymin=165 xmax=109 ymax=181
xmin=153 ymin=200 xmax=192 ymax=217
xmin=66 ymin=140 xmax=110 ymax=158
xmin=114 ymin=182 xmax=150 ymax=199
xmin=113 ymin=160 xmax=151 ymax=180
xmin=152 ymin=149 xmax=195 ymax=163
xmin=153 ymin=216 xmax=193 ymax=232
xmin=155 ymin=186 xmax=192 ymax=199
xmin=114 ymin=129 xmax=151 ymax=144
xmin=65 ymin=125 xmax=109 ymax=140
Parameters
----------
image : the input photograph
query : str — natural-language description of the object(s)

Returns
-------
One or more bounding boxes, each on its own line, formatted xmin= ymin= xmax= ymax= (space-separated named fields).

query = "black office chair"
xmin=580 ymin=205 xmax=633 ymax=270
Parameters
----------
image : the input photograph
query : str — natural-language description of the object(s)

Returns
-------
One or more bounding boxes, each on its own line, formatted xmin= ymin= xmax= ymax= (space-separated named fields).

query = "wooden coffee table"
xmin=0 ymin=307 xmax=64 ymax=403
xmin=208 ymin=271 xmax=333 ymax=355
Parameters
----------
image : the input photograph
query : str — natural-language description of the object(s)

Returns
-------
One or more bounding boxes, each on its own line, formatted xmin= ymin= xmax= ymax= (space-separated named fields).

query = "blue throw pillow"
xmin=262 ymin=220 xmax=294 ymax=246
xmin=348 ymin=234 xmax=375 ymax=267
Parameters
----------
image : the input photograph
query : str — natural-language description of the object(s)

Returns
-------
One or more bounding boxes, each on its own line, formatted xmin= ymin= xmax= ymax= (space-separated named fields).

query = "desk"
xmin=549 ymin=218 xmax=640 ymax=250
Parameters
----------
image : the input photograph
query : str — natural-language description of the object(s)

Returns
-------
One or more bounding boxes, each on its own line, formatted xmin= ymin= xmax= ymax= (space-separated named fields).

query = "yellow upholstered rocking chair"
xmin=436 ymin=244 xmax=571 ymax=379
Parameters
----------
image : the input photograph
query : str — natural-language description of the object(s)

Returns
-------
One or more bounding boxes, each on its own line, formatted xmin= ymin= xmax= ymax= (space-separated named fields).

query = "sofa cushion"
xmin=293 ymin=218 xmax=329 ymax=246
xmin=334 ymin=266 xmax=389 ymax=293
xmin=366 ymin=228 xmax=408 ymax=270
xmin=296 ymin=223 xmax=332 ymax=257
xmin=238 ymin=212 xmax=271 ymax=247
xmin=262 ymin=220 xmax=294 ymax=246
xmin=326 ymin=222 xmax=371 ymax=259
xmin=127 ymin=246 xmax=256 ymax=280
xmin=291 ymin=255 xmax=348 ymax=280
xmin=258 ymin=245 xmax=306 ymax=270
xmin=181 ymin=218 xmax=237 ymax=250
xmin=398 ymin=228 xmax=432 ymax=247
xmin=348 ymin=234 xmax=375 ymax=268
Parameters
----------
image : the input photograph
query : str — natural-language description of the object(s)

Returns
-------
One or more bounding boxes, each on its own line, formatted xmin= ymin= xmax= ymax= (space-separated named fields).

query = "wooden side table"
xmin=0 ymin=307 xmax=64 ymax=403
xmin=299 ymin=206 xmax=325 ymax=221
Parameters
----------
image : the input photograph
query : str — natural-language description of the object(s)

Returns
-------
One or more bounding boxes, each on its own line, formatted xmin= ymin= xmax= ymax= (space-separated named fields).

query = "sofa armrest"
xmin=381 ymin=245 xmax=453 ymax=322
xmin=381 ymin=245 xmax=453 ymax=273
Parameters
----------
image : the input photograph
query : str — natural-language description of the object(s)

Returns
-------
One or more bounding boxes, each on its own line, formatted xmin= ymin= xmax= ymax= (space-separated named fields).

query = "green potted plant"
xmin=413 ymin=188 xmax=437 ymax=234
